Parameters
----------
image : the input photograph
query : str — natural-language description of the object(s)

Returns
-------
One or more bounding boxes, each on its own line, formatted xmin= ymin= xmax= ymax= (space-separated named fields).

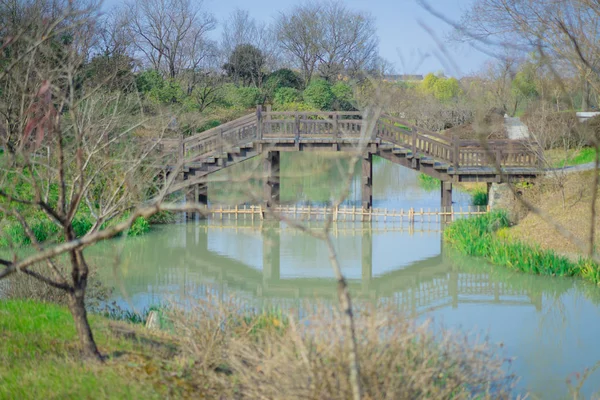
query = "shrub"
xmin=303 ymin=79 xmax=334 ymax=110
xmin=169 ymin=298 xmax=518 ymax=399
xmin=264 ymin=68 xmax=304 ymax=91
xmin=472 ymin=188 xmax=489 ymax=206
xmin=224 ymin=85 xmax=262 ymax=109
xmin=128 ymin=217 xmax=150 ymax=237
xmin=273 ymin=87 xmax=300 ymax=105
xmin=135 ymin=70 xmax=185 ymax=104
xmin=331 ymin=81 xmax=355 ymax=111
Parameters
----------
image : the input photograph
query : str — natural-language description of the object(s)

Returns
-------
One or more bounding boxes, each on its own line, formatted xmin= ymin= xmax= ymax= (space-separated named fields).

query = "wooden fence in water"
xmin=197 ymin=204 xmax=490 ymax=223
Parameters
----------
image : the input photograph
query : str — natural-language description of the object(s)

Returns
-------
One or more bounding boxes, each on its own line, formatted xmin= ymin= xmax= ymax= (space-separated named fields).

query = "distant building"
xmin=383 ymin=74 xmax=424 ymax=82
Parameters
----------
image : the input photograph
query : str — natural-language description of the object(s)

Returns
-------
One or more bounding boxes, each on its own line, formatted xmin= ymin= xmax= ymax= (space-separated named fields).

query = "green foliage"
xmin=223 ymin=44 xmax=265 ymax=86
xmin=471 ymin=188 xmax=489 ymax=206
xmin=303 ymin=79 xmax=334 ymax=110
xmin=223 ymin=84 xmax=262 ymax=109
xmin=272 ymin=101 xmax=318 ymax=112
xmin=552 ymin=147 xmax=598 ymax=168
xmin=196 ymin=119 xmax=221 ymax=133
xmin=273 ymin=87 xmax=300 ymax=105
xmin=444 ymin=211 xmax=600 ymax=284
xmin=135 ymin=70 xmax=185 ymax=104
xmin=421 ymin=73 xmax=461 ymax=101
xmin=512 ymin=63 xmax=538 ymax=100
xmin=417 ymin=174 xmax=439 ymax=192
xmin=264 ymin=68 xmax=304 ymax=91
xmin=331 ymin=81 xmax=355 ymax=111
xmin=128 ymin=217 xmax=150 ymax=237
xmin=0 ymin=300 xmax=165 ymax=399
xmin=422 ymin=73 xmax=439 ymax=92
xmin=433 ymin=77 xmax=461 ymax=101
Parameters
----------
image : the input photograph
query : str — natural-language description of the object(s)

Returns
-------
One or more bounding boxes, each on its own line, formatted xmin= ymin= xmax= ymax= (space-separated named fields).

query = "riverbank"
xmin=1 ymin=299 xmax=518 ymax=399
xmin=444 ymin=211 xmax=600 ymax=285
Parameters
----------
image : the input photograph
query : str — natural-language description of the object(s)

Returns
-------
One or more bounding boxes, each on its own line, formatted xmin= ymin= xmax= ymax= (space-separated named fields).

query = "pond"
xmin=89 ymin=154 xmax=600 ymax=399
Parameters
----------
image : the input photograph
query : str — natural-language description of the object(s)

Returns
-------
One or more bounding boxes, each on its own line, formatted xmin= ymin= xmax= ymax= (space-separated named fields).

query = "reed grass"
xmin=444 ymin=211 xmax=600 ymax=285
xmin=0 ymin=213 xmax=151 ymax=248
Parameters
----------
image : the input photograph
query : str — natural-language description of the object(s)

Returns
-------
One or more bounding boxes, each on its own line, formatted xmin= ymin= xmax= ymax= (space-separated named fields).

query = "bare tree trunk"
xmin=68 ymin=289 xmax=102 ymax=360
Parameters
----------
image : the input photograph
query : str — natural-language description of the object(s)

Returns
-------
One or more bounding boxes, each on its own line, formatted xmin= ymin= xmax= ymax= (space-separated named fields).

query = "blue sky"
xmin=103 ymin=0 xmax=490 ymax=77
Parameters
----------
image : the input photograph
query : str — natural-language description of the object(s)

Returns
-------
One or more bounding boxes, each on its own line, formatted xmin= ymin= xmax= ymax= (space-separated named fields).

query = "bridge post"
xmin=263 ymin=151 xmax=280 ymax=209
xmin=256 ymin=105 xmax=263 ymax=140
xmin=362 ymin=152 xmax=373 ymax=214
xmin=262 ymin=222 xmax=281 ymax=282
xmin=185 ymin=184 xmax=208 ymax=221
xmin=441 ymin=181 xmax=452 ymax=223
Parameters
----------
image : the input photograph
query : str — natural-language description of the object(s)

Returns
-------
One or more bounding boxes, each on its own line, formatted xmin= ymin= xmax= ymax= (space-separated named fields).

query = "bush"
xmin=272 ymin=101 xmax=318 ymax=112
xmin=331 ymin=81 xmax=355 ymax=111
xmin=127 ymin=217 xmax=150 ymax=237
xmin=223 ymin=84 xmax=262 ymax=110
xmin=264 ymin=69 xmax=304 ymax=91
xmin=273 ymin=87 xmax=300 ymax=106
xmin=472 ymin=188 xmax=489 ymax=206
xmin=303 ymin=79 xmax=334 ymax=110
xmin=135 ymin=70 xmax=186 ymax=104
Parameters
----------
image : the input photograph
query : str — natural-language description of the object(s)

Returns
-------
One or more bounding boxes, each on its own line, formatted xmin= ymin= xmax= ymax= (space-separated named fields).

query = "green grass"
xmin=551 ymin=147 xmax=598 ymax=168
xmin=471 ymin=188 xmax=488 ymax=206
xmin=0 ymin=300 xmax=167 ymax=399
xmin=0 ymin=214 xmax=151 ymax=248
xmin=417 ymin=173 xmax=439 ymax=192
xmin=444 ymin=211 xmax=600 ymax=284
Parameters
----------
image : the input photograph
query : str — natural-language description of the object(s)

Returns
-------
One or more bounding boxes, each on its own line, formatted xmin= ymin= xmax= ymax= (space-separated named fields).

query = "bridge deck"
xmin=159 ymin=109 xmax=542 ymax=199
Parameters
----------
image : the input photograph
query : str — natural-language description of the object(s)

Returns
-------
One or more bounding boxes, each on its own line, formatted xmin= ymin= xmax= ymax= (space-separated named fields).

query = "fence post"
xmin=256 ymin=105 xmax=263 ymax=140
xmin=411 ymin=127 xmax=417 ymax=156
xmin=453 ymin=139 xmax=460 ymax=170
xmin=265 ymin=104 xmax=271 ymax=135
xmin=294 ymin=113 xmax=300 ymax=143
xmin=333 ymin=113 xmax=339 ymax=138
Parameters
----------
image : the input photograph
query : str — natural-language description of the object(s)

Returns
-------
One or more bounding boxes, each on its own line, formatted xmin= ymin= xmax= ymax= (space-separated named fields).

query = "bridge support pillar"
xmin=441 ymin=181 xmax=452 ymax=223
xmin=185 ymin=184 xmax=208 ymax=221
xmin=262 ymin=223 xmax=281 ymax=282
xmin=263 ymin=151 xmax=280 ymax=209
xmin=362 ymin=153 xmax=373 ymax=213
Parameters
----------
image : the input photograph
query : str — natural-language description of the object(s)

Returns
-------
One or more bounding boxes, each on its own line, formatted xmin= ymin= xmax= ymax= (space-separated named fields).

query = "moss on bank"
xmin=444 ymin=211 xmax=600 ymax=285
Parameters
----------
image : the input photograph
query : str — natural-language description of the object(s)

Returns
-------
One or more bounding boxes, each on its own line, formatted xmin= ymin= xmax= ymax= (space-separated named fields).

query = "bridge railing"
xmin=260 ymin=110 xmax=364 ymax=139
xmin=377 ymin=114 xmax=542 ymax=169
xmin=167 ymin=107 xmax=542 ymax=170
xmin=174 ymin=113 xmax=257 ymax=162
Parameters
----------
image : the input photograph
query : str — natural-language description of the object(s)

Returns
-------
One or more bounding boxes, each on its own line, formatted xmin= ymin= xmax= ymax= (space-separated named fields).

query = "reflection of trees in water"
xmin=208 ymin=153 xmax=358 ymax=205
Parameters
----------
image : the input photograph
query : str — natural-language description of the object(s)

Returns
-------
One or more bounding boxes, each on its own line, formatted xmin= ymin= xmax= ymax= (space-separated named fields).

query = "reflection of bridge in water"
xmin=132 ymin=222 xmax=542 ymax=317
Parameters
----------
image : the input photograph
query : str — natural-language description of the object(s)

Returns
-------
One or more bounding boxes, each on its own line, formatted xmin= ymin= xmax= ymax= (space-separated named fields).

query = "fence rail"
xmin=193 ymin=204 xmax=490 ymax=223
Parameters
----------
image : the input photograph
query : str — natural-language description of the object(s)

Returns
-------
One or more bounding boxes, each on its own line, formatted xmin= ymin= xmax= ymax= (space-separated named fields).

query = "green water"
xmin=90 ymin=155 xmax=600 ymax=398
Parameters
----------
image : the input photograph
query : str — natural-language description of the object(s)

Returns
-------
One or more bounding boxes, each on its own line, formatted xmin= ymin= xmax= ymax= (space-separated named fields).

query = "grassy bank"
xmin=0 ymin=212 xmax=167 ymax=248
xmin=444 ymin=211 xmax=600 ymax=284
xmin=0 ymin=299 xmax=518 ymax=399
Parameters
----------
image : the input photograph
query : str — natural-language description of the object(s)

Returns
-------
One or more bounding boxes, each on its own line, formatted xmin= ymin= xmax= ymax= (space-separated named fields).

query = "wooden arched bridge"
xmin=161 ymin=106 xmax=542 ymax=211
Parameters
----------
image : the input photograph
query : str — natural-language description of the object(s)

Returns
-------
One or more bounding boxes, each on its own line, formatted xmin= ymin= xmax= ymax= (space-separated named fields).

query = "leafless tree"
xmin=452 ymin=0 xmax=600 ymax=111
xmin=221 ymin=9 xmax=280 ymax=72
xmin=316 ymin=1 xmax=379 ymax=81
xmin=0 ymin=0 xmax=176 ymax=359
xmin=275 ymin=1 xmax=378 ymax=85
xmin=125 ymin=0 xmax=216 ymax=79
